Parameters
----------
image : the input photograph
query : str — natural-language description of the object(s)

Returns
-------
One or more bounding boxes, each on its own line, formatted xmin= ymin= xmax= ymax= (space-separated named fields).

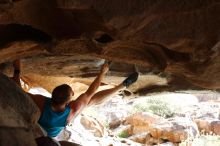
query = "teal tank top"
xmin=38 ymin=98 xmax=71 ymax=137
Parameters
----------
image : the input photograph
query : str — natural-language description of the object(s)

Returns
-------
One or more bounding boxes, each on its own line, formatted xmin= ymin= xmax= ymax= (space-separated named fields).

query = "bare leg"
xmin=88 ymin=83 xmax=125 ymax=106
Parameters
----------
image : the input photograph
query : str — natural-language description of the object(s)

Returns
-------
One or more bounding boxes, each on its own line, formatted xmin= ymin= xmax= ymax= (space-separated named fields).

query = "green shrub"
xmin=147 ymin=98 xmax=175 ymax=118
xmin=104 ymin=121 xmax=110 ymax=129
xmin=117 ymin=131 xmax=130 ymax=138
xmin=132 ymin=97 xmax=178 ymax=118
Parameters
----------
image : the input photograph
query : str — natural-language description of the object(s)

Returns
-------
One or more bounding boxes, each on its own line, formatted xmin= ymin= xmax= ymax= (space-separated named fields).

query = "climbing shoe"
xmin=122 ymin=72 xmax=139 ymax=87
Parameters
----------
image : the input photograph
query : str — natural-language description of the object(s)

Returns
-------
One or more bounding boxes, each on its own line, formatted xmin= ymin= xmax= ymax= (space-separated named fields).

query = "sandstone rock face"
xmin=154 ymin=142 xmax=175 ymax=146
xmin=178 ymin=101 xmax=220 ymax=135
xmin=128 ymin=132 xmax=151 ymax=144
xmin=112 ymin=124 xmax=133 ymax=138
xmin=80 ymin=114 xmax=105 ymax=137
xmin=181 ymin=102 xmax=220 ymax=120
xmin=125 ymin=112 xmax=163 ymax=134
xmin=0 ymin=127 xmax=37 ymax=146
xmin=195 ymin=119 xmax=220 ymax=135
xmin=149 ymin=117 xmax=199 ymax=143
xmin=0 ymin=73 xmax=40 ymax=146
xmin=0 ymin=0 xmax=220 ymax=94
xmin=212 ymin=121 xmax=220 ymax=135
xmin=1 ymin=1 xmax=220 ymax=144
xmin=57 ymin=115 xmax=143 ymax=146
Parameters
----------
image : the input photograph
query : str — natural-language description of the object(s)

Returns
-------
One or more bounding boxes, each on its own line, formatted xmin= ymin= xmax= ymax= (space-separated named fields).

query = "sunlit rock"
xmin=195 ymin=119 xmax=220 ymax=135
xmin=149 ymin=117 xmax=199 ymax=143
xmin=111 ymin=124 xmax=133 ymax=138
xmin=125 ymin=112 xmax=164 ymax=134
xmin=80 ymin=114 xmax=105 ymax=137
xmin=153 ymin=142 xmax=175 ymax=146
xmin=128 ymin=132 xmax=151 ymax=144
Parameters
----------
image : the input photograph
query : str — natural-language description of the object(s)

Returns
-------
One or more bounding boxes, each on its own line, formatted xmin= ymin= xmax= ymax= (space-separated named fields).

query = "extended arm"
xmin=11 ymin=60 xmax=46 ymax=112
xmin=69 ymin=63 xmax=109 ymax=114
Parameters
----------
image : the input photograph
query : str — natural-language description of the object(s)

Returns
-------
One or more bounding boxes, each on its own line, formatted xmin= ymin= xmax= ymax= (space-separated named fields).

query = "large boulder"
xmin=125 ymin=112 xmax=163 ymax=134
xmin=0 ymin=73 xmax=40 ymax=146
xmin=80 ymin=114 xmax=105 ymax=137
xmin=111 ymin=124 xmax=133 ymax=138
xmin=195 ymin=119 xmax=220 ymax=135
xmin=0 ymin=128 xmax=37 ymax=146
xmin=181 ymin=102 xmax=220 ymax=119
xmin=179 ymin=101 xmax=220 ymax=135
xmin=128 ymin=132 xmax=151 ymax=144
xmin=149 ymin=117 xmax=199 ymax=143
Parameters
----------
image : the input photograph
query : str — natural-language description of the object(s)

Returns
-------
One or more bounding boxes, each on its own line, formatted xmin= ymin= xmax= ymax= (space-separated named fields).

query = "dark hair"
xmin=51 ymin=84 xmax=74 ymax=105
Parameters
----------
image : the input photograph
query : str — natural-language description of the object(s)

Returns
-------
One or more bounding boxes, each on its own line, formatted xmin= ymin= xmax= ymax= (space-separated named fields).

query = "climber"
xmin=11 ymin=60 xmax=139 ymax=138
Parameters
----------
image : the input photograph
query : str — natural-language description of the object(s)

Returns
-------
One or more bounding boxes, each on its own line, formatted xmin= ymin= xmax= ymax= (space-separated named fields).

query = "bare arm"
xmin=11 ymin=60 xmax=46 ymax=112
xmin=69 ymin=63 xmax=109 ymax=113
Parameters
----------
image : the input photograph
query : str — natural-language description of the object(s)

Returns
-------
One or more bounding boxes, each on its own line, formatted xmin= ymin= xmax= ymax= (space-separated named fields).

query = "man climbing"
xmin=12 ymin=60 xmax=138 ymax=140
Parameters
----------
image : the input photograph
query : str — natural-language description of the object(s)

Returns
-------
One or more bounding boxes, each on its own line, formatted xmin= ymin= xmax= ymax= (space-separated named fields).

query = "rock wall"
xmin=0 ymin=73 xmax=40 ymax=146
xmin=0 ymin=0 xmax=220 ymax=93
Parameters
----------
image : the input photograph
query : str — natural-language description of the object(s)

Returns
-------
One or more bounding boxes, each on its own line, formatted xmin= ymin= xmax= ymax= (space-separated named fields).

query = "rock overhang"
xmin=0 ymin=0 xmax=220 ymax=95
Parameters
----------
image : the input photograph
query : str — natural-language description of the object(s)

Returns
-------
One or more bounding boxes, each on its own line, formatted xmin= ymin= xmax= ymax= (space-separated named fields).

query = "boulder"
xmin=212 ymin=121 xmax=220 ymax=135
xmin=128 ymin=132 xmax=151 ymax=144
xmin=125 ymin=112 xmax=163 ymax=134
xmin=182 ymin=102 xmax=220 ymax=120
xmin=1 ymin=0 xmax=220 ymax=144
xmin=153 ymin=142 xmax=176 ymax=146
xmin=195 ymin=119 xmax=220 ymax=135
xmin=97 ymin=136 xmax=142 ymax=146
xmin=0 ymin=73 xmax=40 ymax=146
xmin=0 ymin=127 xmax=37 ymax=146
xmin=80 ymin=115 xmax=105 ymax=137
xmin=112 ymin=124 xmax=133 ymax=138
xmin=109 ymin=119 xmax=124 ymax=129
xmin=149 ymin=117 xmax=199 ymax=143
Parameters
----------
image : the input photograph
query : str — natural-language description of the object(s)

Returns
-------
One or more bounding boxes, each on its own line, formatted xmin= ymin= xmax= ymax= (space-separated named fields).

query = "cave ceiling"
xmin=0 ymin=0 xmax=220 ymax=96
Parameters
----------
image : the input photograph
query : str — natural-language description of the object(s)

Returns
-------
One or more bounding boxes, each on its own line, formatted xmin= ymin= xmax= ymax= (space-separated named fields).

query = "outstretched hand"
xmin=100 ymin=63 xmax=109 ymax=74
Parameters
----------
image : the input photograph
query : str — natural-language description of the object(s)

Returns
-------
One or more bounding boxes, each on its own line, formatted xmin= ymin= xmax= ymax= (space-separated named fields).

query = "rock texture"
xmin=0 ymin=0 xmax=220 ymax=94
xmin=149 ymin=117 xmax=199 ymax=143
xmin=125 ymin=112 xmax=163 ymax=134
xmin=0 ymin=73 xmax=40 ymax=146
xmin=80 ymin=114 xmax=105 ymax=137
xmin=1 ymin=1 xmax=220 ymax=144
xmin=195 ymin=119 xmax=220 ymax=135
